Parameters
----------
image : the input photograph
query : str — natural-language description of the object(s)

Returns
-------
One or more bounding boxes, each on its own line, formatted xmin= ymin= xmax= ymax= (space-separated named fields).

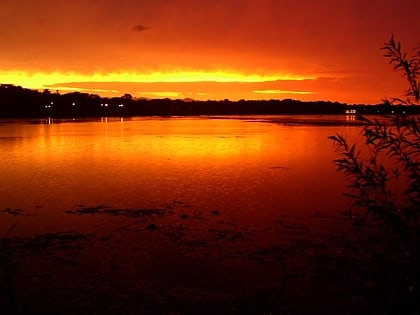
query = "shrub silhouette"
xmin=329 ymin=36 xmax=420 ymax=243
xmin=382 ymin=35 xmax=419 ymax=104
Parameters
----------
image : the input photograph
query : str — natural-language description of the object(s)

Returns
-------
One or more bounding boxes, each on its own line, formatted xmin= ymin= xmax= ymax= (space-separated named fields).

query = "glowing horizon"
xmin=0 ymin=70 xmax=314 ymax=86
xmin=1 ymin=0 xmax=419 ymax=104
xmin=0 ymin=70 xmax=321 ymax=101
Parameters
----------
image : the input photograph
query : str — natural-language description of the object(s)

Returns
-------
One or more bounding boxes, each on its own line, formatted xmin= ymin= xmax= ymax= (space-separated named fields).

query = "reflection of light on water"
xmin=346 ymin=114 xmax=356 ymax=122
xmin=100 ymin=116 xmax=124 ymax=124
xmin=0 ymin=116 xmax=359 ymax=237
xmin=143 ymin=135 xmax=262 ymax=158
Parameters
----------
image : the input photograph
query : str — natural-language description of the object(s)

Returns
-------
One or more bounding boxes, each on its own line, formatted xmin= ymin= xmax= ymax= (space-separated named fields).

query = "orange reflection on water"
xmin=72 ymin=118 xmax=269 ymax=161
xmin=0 ymin=117 xmax=357 ymax=235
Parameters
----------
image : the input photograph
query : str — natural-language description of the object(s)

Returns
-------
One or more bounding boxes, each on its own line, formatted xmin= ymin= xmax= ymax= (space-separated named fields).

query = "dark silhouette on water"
xmin=2 ymin=84 xmax=419 ymax=118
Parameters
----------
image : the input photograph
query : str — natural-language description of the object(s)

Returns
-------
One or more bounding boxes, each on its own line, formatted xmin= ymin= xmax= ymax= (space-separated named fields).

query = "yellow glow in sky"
xmin=140 ymin=91 xmax=183 ymax=98
xmin=0 ymin=70 xmax=314 ymax=89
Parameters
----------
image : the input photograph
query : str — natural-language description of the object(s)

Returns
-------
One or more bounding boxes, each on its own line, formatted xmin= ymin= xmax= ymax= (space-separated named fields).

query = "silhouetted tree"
xmin=330 ymin=35 xmax=420 ymax=240
xmin=329 ymin=36 xmax=420 ymax=312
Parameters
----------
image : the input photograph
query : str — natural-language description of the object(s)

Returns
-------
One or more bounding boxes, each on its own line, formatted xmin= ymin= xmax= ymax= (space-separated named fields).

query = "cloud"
xmin=133 ymin=24 xmax=150 ymax=32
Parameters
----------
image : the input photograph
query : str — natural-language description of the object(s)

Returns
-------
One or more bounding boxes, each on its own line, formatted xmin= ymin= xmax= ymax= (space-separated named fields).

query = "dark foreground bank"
xmin=1 ymin=204 xmax=419 ymax=314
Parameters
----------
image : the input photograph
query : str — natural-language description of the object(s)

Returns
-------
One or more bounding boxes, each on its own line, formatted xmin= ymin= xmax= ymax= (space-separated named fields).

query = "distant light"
xmin=72 ymin=102 xmax=76 ymax=106
xmin=118 ymin=104 xmax=124 ymax=107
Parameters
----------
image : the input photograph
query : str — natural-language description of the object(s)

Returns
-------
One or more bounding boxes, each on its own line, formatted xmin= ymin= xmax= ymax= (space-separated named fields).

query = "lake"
xmin=4 ymin=115 xmax=408 ymax=314
xmin=0 ymin=115 xmax=362 ymax=236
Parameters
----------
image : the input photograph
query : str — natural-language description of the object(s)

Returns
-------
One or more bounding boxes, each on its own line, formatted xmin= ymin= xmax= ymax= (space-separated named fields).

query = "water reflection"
xmin=346 ymin=114 xmax=356 ymax=122
xmin=0 ymin=116 xmax=360 ymax=233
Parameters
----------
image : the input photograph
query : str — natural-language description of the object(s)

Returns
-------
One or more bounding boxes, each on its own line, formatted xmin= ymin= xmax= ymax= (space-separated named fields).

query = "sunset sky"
xmin=1 ymin=0 xmax=419 ymax=104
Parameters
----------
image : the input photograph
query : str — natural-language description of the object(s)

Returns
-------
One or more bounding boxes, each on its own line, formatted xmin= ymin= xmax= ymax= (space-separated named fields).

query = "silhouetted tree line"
xmin=1 ymin=84 xmax=419 ymax=118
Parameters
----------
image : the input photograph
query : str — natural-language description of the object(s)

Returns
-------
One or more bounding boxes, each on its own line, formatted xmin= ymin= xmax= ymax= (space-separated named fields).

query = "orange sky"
xmin=1 ymin=0 xmax=419 ymax=104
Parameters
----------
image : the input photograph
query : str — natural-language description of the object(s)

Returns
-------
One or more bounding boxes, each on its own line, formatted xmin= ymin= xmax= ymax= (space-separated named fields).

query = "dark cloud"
xmin=133 ymin=24 xmax=150 ymax=32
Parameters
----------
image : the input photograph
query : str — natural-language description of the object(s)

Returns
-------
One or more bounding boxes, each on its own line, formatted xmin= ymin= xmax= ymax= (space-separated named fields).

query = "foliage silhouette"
xmin=330 ymin=36 xmax=420 ymax=241
xmin=382 ymin=35 xmax=420 ymax=104
xmin=329 ymin=36 xmax=420 ymax=312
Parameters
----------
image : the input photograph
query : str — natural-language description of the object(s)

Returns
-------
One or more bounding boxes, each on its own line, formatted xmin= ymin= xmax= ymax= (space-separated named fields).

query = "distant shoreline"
xmin=1 ymin=84 xmax=419 ymax=118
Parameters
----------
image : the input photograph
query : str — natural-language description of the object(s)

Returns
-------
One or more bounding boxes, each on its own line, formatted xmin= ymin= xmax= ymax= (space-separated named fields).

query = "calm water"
xmin=0 ymin=115 xmax=361 ymax=235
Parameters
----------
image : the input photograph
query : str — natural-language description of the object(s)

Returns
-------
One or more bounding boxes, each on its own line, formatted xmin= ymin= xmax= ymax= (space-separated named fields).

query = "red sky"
xmin=1 ymin=0 xmax=419 ymax=104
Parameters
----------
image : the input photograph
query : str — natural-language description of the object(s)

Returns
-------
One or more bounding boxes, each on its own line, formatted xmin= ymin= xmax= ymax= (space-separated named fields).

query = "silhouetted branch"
xmin=382 ymin=35 xmax=420 ymax=104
